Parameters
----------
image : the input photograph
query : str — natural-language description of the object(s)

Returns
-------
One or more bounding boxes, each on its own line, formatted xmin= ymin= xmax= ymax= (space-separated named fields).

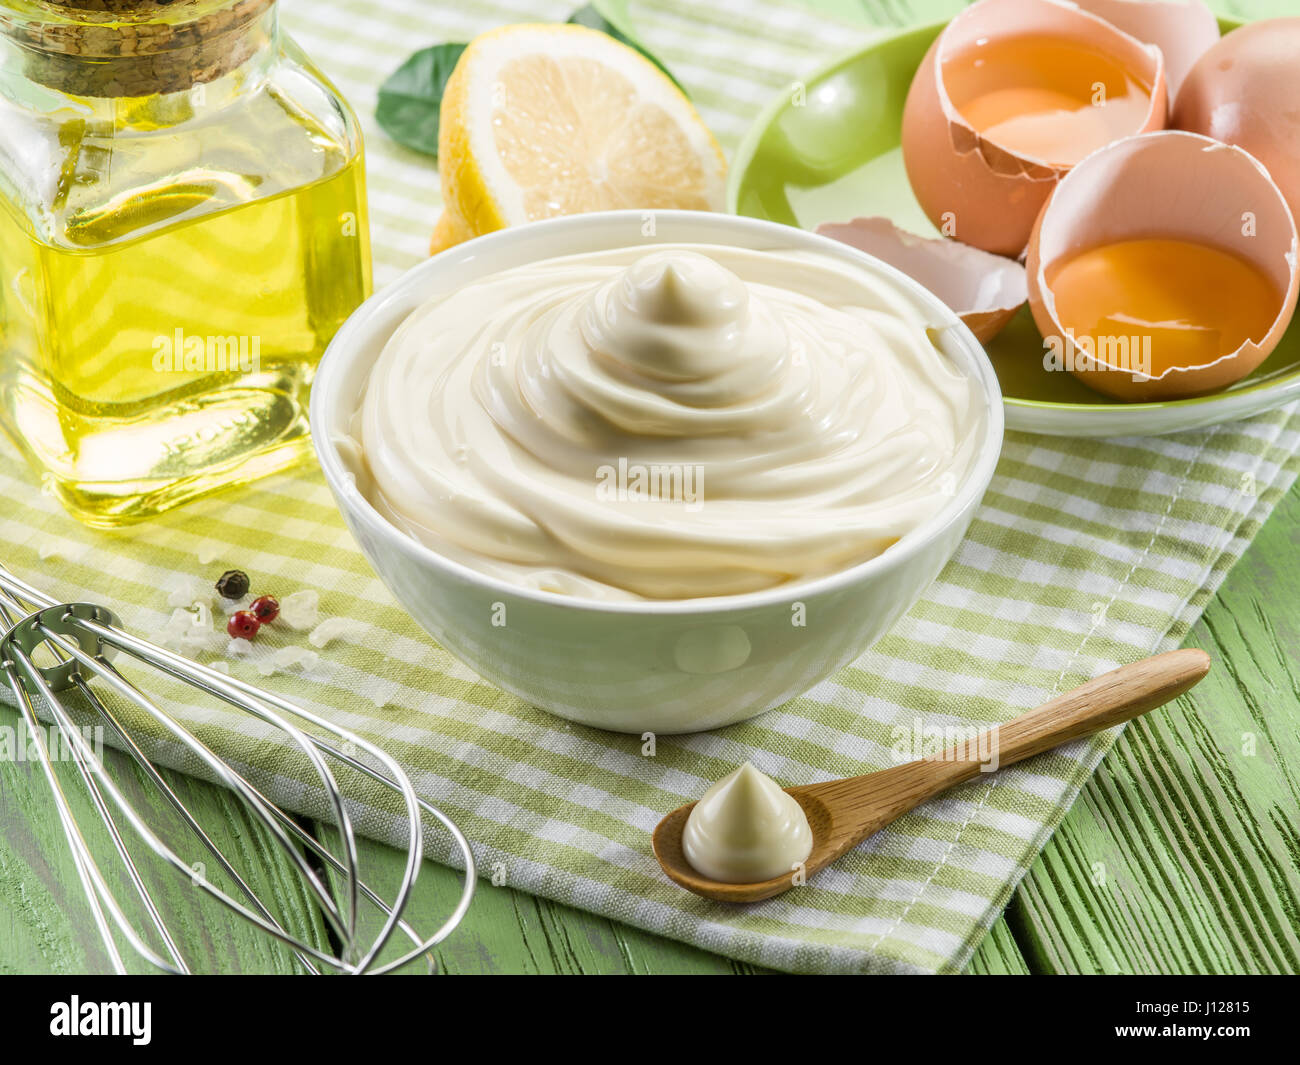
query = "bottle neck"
xmin=1 ymin=0 xmax=278 ymax=106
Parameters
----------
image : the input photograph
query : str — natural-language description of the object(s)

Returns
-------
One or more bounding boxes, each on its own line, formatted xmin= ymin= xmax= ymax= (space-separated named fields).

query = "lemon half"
xmin=435 ymin=23 xmax=726 ymax=252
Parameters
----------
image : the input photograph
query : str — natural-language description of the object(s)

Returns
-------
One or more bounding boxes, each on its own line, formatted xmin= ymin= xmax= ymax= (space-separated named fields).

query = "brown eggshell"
xmin=1073 ymin=0 xmax=1219 ymax=100
xmin=1173 ymin=18 xmax=1300 ymax=226
xmin=816 ymin=217 xmax=1027 ymax=343
xmin=1025 ymin=131 xmax=1299 ymax=402
xmin=902 ymin=0 xmax=1168 ymax=259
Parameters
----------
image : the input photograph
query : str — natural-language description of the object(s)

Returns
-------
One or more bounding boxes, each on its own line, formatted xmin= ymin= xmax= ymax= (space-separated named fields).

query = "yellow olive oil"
xmin=0 ymin=154 xmax=370 ymax=526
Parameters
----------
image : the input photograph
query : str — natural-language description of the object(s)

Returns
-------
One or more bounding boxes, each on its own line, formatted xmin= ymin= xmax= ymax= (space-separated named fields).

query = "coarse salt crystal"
xmin=256 ymin=645 xmax=322 ymax=676
xmin=308 ymin=617 xmax=364 ymax=648
xmin=218 ymin=595 xmax=250 ymax=616
xmin=155 ymin=604 xmax=222 ymax=655
xmin=156 ymin=609 xmax=194 ymax=647
xmin=166 ymin=577 xmax=204 ymax=609
xmin=279 ymin=589 xmax=320 ymax=630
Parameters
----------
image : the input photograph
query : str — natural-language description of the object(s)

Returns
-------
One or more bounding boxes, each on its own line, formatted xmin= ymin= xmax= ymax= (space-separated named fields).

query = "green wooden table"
xmin=3 ymin=0 xmax=1298 ymax=976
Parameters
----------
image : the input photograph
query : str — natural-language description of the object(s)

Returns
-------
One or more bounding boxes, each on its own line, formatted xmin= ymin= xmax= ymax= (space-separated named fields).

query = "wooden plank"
xmin=1010 ymin=480 xmax=1300 ymax=974
xmin=965 ymin=915 xmax=1031 ymax=974
xmin=0 ymin=704 xmax=332 ymax=974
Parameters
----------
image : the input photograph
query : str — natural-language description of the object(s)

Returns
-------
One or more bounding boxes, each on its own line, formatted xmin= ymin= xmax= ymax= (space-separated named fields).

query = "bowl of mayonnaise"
xmin=311 ymin=210 xmax=1003 ymax=733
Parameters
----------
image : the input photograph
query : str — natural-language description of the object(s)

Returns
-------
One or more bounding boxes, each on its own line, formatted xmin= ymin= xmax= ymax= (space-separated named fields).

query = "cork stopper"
xmin=3 ymin=0 xmax=276 ymax=98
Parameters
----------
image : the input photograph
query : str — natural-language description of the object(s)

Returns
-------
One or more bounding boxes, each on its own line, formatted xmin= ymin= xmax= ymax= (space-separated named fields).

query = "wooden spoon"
xmin=653 ymin=648 xmax=1210 ymax=903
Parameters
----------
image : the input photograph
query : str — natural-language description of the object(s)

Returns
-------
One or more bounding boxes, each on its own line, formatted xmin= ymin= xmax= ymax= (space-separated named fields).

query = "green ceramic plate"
xmin=728 ymin=19 xmax=1300 ymax=437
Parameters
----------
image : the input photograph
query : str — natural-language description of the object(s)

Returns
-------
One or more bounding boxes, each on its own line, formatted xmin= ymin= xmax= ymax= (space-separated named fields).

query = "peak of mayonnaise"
xmin=357 ymin=243 xmax=982 ymax=600
xmin=583 ymin=248 xmax=786 ymax=394
xmin=624 ymin=250 xmax=745 ymax=327
xmin=681 ymin=762 xmax=813 ymax=883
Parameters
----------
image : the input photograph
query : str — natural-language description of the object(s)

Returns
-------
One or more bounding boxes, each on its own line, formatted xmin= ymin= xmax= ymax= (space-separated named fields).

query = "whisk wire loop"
xmin=0 ymin=563 xmax=475 ymax=975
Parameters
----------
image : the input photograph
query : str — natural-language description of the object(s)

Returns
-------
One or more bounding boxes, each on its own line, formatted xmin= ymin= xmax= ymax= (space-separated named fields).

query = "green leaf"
xmin=375 ymin=42 xmax=467 ymax=158
xmin=567 ymin=2 xmax=686 ymax=94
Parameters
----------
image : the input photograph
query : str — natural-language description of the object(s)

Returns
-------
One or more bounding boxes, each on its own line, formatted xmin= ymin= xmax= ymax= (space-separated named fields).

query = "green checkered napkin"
xmin=4 ymin=0 xmax=1299 ymax=973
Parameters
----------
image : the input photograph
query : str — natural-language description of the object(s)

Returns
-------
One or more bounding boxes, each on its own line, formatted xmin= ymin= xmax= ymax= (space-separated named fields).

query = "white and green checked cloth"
xmin=4 ymin=0 xmax=1299 ymax=974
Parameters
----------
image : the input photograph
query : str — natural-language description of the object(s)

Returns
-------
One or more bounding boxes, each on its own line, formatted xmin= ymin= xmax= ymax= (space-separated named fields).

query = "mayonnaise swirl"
xmin=356 ymin=243 xmax=982 ymax=601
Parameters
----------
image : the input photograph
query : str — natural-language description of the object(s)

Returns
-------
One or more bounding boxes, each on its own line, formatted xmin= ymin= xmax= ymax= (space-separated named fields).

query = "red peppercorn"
xmin=250 ymin=595 xmax=280 ymax=623
xmin=227 ymin=610 xmax=260 ymax=640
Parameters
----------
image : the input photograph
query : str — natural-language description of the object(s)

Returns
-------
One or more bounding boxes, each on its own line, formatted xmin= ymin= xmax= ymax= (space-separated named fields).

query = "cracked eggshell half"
xmin=902 ymin=0 xmax=1167 ymax=259
xmin=817 ymin=217 xmax=1027 ymax=343
xmin=1173 ymin=19 xmax=1300 ymax=226
xmin=1025 ymin=131 xmax=1299 ymax=402
xmin=1073 ymin=0 xmax=1219 ymax=101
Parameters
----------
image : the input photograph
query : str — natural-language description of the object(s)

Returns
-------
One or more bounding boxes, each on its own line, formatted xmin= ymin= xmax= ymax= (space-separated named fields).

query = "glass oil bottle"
xmin=0 ymin=0 xmax=372 ymax=526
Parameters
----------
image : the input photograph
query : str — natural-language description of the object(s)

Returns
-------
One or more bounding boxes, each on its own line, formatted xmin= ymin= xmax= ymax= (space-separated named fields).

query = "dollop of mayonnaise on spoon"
xmin=682 ymin=762 xmax=813 ymax=883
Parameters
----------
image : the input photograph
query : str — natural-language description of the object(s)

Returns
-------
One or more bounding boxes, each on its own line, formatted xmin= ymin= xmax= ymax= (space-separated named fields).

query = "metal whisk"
xmin=0 ymin=562 xmax=475 ymax=974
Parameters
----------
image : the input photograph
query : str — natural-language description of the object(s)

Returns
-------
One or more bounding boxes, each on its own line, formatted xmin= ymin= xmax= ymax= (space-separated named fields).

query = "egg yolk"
xmin=945 ymin=36 xmax=1151 ymax=165
xmin=1045 ymin=238 xmax=1281 ymax=376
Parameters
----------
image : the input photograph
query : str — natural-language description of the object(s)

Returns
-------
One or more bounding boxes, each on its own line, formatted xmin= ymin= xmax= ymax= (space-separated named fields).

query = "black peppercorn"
xmin=215 ymin=569 xmax=250 ymax=600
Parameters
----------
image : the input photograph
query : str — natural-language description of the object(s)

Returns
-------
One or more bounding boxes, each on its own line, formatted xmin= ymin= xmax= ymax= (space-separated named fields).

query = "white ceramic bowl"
xmin=310 ymin=210 xmax=1004 ymax=734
